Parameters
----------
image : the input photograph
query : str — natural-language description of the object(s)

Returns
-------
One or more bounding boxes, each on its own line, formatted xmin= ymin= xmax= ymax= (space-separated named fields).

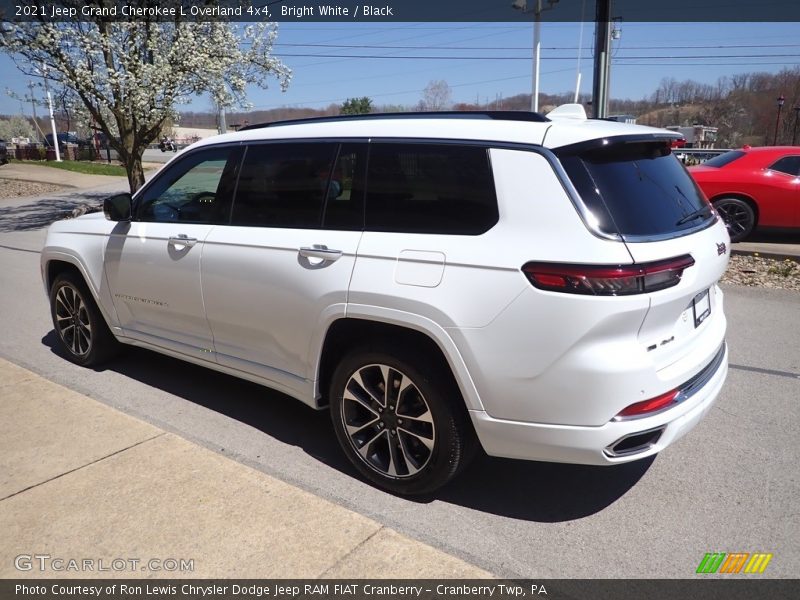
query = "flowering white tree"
xmin=1 ymin=3 xmax=291 ymax=192
xmin=0 ymin=115 xmax=37 ymax=141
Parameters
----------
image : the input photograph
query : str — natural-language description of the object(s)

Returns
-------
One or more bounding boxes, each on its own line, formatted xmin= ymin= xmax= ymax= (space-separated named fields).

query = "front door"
xmin=104 ymin=146 xmax=240 ymax=360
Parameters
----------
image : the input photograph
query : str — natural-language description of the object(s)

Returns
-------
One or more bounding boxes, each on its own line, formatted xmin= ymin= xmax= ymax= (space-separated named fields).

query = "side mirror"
xmin=103 ymin=193 xmax=132 ymax=221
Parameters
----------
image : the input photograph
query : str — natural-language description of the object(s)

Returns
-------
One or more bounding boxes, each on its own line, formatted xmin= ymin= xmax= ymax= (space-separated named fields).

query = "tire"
xmin=713 ymin=197 xmax=756 ymax=243
xmin=49 ymin=272 xmax=120 ymax=367
xmin=329 ymin=344 xmax=476 ymax=495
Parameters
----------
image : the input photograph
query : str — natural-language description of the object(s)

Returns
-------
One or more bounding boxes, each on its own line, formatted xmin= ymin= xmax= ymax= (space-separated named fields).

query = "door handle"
xmin=168 ymin=234 xmax=198 ymax=248
xmin=299 ymin=245 xmax=343 ymax=261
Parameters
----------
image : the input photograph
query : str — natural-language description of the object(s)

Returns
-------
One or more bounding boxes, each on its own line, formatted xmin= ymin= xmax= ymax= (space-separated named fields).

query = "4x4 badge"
xmin=717 ymin=242 xmax=727 ymax=256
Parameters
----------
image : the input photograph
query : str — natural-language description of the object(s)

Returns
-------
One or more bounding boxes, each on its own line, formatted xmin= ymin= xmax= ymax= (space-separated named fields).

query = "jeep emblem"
xmin=716 ymin=242 xmax=727 ymax=256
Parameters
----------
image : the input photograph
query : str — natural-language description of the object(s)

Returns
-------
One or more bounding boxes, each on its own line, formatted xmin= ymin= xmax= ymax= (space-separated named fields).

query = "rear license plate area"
xmin=693 ymin=289 xmax=711 ymax=328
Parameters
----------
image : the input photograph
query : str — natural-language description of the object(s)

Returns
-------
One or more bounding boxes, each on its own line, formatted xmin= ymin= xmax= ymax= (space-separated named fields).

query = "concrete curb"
xmin=0 ymin=358 xmax=493 ymax=579
xmin=0 ymin=177 xmax=77 ymax=189
xmin=730 ymin=248 xmax=800 ymax=262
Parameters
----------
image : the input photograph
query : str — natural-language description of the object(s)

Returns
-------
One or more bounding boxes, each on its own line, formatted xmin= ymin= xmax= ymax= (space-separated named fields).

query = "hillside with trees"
xmin=4 ymin=67 xmax=798 ymax=149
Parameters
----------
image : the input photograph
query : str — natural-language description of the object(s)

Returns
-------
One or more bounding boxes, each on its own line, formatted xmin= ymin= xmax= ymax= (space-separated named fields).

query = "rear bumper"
xmin=470 ymin=342 xmax=728 ymax=465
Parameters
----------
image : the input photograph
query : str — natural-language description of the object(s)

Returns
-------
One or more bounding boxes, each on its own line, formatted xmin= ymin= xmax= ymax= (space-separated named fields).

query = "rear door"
xmin=104 ymin=146 xmax=240 ymax=360
xmin=556 ymin=139 xmax=730 ymax=373
xmin=201 ymin=141 xmax=366 ymax=395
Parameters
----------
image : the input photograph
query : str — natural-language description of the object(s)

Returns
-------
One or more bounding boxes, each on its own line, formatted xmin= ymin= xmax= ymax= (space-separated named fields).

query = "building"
xmin=607 ymin=115 xmax=637 ymax=124
xmin=666 ymin=125 xmax=718 ymax=149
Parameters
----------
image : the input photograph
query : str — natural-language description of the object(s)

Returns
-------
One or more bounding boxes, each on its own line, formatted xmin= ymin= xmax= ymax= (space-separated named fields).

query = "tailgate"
xmin=625 ymin=218 xmax=730 ymax=372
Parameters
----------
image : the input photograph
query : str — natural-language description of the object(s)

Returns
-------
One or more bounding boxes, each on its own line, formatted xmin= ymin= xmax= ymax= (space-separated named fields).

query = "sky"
xmin=1 ymin=21 xmax=799 ymax=116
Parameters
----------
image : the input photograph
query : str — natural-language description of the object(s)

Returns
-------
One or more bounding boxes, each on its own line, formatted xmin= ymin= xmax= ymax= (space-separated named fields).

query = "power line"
xmin=273 ymin=52 xmax=800 ymax=60
xmin=272 ymin=42 xmax=800 ymax=50
xmin=616 ymin=61 xmax=800 ymax=66
xmin=276 ymin=26 xmax=536 ymax=69
xmin=247 ymin=67 xmax=577 ymax=110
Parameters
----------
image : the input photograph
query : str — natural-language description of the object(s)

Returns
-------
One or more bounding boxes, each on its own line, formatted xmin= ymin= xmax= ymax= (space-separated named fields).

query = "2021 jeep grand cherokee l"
xmin=42 ymin=105 xmax=730 ymax=494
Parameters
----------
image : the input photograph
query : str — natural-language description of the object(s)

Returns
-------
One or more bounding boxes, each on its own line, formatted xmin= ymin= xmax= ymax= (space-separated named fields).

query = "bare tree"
xmin=419 ymin=80 xmax=452 ymax=111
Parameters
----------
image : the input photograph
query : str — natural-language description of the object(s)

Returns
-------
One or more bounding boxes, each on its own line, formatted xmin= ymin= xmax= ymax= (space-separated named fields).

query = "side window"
xmin=231 ymin=143 xmax=337 ymax=228
xmin=769 ymin=156 xmax=800 ymax=176
xmin=322 ymin=143 xmax=367 ymax=231
xmin=365 ymin=143 xmax=498 ymax=235
xmin=137 ymin=147 xmax=237 ymax=223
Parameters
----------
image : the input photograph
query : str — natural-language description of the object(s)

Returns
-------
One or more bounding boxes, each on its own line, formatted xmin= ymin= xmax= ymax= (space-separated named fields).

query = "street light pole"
xmin=773 ymin=94 xmax=785 ymax=146
xmin=42 ymin=68 xmax=62 ymax=162
xmin=532 ymin=6 xmax=541 ymax=112
xmin=513 ymin=0 xmax=560 ymax=113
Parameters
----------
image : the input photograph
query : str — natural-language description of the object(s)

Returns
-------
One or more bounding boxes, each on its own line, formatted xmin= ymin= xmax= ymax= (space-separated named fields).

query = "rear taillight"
xmin=522 ymin=255 xmax=694 ymax=296
xmin=614 ymin=389 xmax=680 ymax=420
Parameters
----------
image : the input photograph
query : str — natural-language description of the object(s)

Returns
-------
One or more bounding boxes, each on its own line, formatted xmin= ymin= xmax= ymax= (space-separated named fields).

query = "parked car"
xmin=689 ymin=146 xmax=800 ymax=242
xmin=41 ymin=106 xmax=730 ymax=494
xmin=0 ymin=139 xmax=7 ymax=165
xmin=45 ymin=131 xmax=80 ymax=148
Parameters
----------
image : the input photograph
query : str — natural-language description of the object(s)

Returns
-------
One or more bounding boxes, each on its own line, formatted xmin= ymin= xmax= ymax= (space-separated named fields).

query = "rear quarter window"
xmin=365 ymin=143 xmax=498 ymax=235
xmin=768 ymin=155 xmax=800 ymax=176
xmin=557 ymin=140 xmax=713 ymax=238
xmin=702 ymin=150 xmax=746 ymax=168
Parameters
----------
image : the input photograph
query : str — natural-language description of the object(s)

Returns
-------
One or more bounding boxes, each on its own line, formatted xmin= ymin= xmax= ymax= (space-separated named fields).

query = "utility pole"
xmin=592 ymin=0 xmax=612 ymax=118
xmin=27 ymin=80 xmax=39 ymax=141
xmin=792 ymin=106 xmax=800 ymax=146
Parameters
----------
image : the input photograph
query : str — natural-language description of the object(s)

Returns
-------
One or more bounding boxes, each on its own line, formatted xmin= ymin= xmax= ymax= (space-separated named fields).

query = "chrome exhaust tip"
xmin=605 ymin=426 xmax=665 ymax=458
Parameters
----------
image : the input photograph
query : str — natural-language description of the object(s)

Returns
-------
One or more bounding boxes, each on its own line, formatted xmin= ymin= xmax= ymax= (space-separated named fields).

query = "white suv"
xmin=41 ymin=105 xmax=729 ymax=494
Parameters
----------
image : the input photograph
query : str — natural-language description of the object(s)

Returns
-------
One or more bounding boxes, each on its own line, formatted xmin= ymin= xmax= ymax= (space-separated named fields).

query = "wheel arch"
xmin=44 ymin=254 xmax=120 ymax=331
xmin=710 ymin=193 xmax=760 ymax=226
xmin=314 ymin=314 xmax=485 ymax=413
xmin=45 ymin=259 xmax=85 ymax=294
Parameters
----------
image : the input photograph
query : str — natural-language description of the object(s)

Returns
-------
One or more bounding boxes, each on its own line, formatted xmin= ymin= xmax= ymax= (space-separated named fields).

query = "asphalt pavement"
xmin=0 ymin=172 xmax=798 ymax=579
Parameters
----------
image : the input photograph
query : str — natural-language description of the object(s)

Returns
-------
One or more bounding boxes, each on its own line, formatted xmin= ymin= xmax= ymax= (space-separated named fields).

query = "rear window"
xmin=703 ymin=150 xmax=746 ymax=168
xmin=557 ymin=140 xmax=713 ymax=238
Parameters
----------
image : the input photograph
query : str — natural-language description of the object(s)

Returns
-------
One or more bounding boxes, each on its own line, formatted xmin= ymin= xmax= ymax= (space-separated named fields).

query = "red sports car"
xmin=688 ymin=146 xmax=800 ymax=242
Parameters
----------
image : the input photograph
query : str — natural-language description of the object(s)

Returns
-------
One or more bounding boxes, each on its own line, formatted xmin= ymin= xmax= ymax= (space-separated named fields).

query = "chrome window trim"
xmin=179 ymin=135 xmax=717 ymax=243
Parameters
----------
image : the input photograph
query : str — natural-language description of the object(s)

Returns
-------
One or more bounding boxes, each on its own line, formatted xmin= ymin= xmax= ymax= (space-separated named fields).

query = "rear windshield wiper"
xmin=675 ymin=203 xmax=713 ymax=226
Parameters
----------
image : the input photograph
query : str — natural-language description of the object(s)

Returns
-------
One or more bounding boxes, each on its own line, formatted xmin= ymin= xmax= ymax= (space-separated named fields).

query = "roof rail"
xmin=238 ymin=110 xmax=550 ymax=131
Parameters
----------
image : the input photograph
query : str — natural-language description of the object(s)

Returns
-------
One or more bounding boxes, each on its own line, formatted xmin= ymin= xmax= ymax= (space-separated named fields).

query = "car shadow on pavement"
xmin=41 ymin=331 xmax=351 ymax=472
xmin=433 ymin=453 xmax=655 ymax=522
xmin=42 ymin=330 xmax=653 ymax=522
xmin=0 ymin=193 xmax=107 ymax=233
